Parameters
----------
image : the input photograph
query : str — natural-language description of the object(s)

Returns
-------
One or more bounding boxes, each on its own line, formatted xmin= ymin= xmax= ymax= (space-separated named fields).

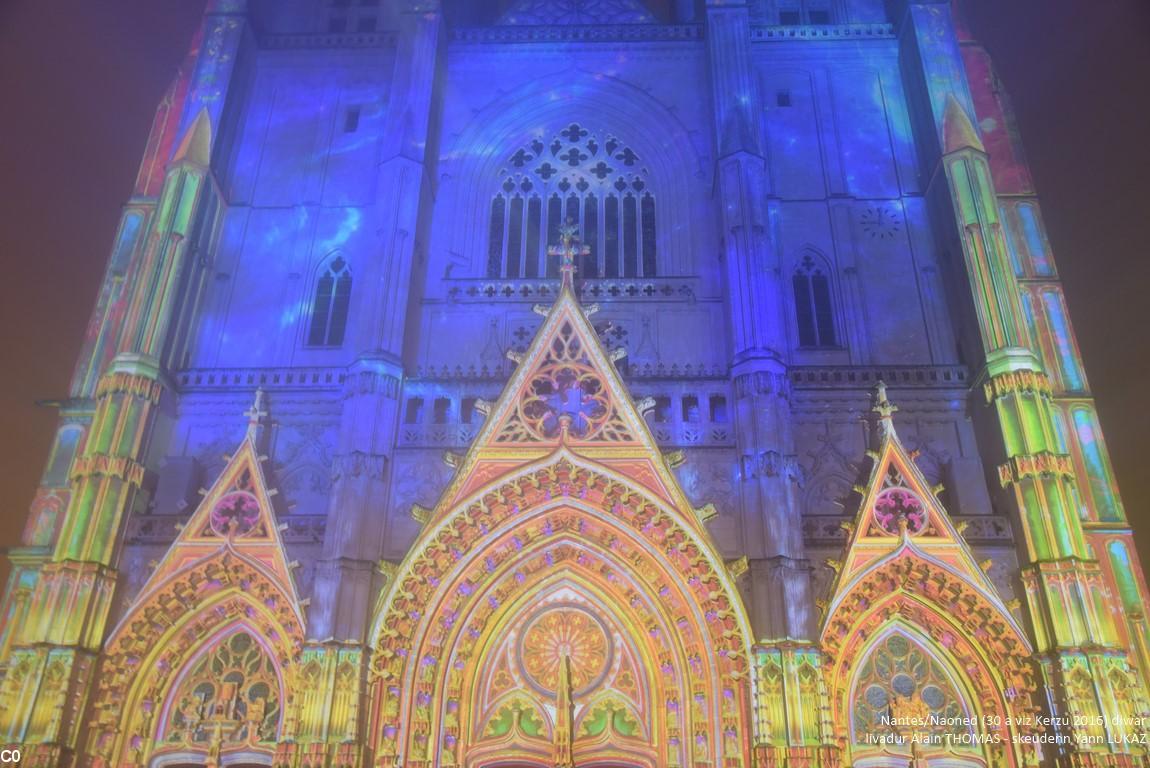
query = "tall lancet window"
xmin=793 ymin=253 xmax=837 ymax=348
xmin=487 ymin=124 xmax=658 ymax=280
xmin=307 ymin=256 xmax=352 ymax=347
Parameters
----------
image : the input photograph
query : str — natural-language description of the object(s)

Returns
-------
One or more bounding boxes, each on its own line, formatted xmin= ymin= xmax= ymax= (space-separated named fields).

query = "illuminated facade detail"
xmin=1 ymin=1 xmax=1149 ymax=766
xmin=368 ymin=243 xmax=756 ymax=766
xmin=79 ymin=391 xmax=307 ymax=768
xmin=850 ymin=632 xmax=970 ymax=746
xmin=821 ymin=384 xmax=1045 ymax=766
xmin=159 ymin=630 xmax=282 ymax=748
xmin=306 ymin=256 xmax=353 ymax=348
xmin=491 ymin=125 xmax=657 ymax=279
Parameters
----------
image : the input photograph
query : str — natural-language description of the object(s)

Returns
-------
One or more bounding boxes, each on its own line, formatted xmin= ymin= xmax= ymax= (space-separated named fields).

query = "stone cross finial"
xmin=871 ymin=380 xmax=899 ymax=441
xmin=245 ymin=388 xmax=268 ymax=441
xmin=547 ymin=220 xmax=590 ymax=290
xmin=872 ymin=380 xmax=898 ymax=421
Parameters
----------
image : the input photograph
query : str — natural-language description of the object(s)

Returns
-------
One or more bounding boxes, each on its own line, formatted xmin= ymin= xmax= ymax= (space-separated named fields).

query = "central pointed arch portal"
xmin=371 ymin=455 xmax=754 ymax=767
xmin=369 ymin=234 xmax=756 ymax=767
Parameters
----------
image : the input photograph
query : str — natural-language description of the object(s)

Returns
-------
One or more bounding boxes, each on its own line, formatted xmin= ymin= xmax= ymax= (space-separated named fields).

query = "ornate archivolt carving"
xmin=368 ymin=455 xmax=755 ymax=768
xmin=818 ymin=387 xmax=1041 ymax=766
xmin=85 ymin=404 xmax=306 ymax=767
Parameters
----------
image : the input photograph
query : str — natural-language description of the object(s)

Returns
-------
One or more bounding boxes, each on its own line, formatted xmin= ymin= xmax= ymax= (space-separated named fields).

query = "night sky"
xmin=0 ymin=1 xmax=1147 ymax=586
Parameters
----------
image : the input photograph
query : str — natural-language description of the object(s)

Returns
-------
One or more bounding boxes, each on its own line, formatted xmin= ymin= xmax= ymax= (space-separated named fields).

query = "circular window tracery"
xmin=873 ymin=488 xmax=927 ymax=536
xmin=518 ymin=604 xmax=613 ymax=698
xmin=851 ymin=633 xmax=970 ymax=746
xmin=210 ymin=491 xmax=261 ymax=537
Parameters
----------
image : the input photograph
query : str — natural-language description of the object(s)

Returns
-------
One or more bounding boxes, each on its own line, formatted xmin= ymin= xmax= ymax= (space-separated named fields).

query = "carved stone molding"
xmin=802 ymin=514 xmax=1014 ymax=545
xmin=749 ymin=23 xmax=894 ymax=41
xmin=124 ymin=514 xmax=327 ymax=545
xmin=342 ymin=370 xmax=401 ymax=400
xmin=791 ymin=365 xmax=969 ymax=390
xmin=740 ymin=450 xmax=804 ymax=485
xmin=260 ymin=32 xmax=399 ymax=50
xmin=452 ymin=25 xmax=702 ymax=44
xmin=733 ymin=370 xmax=791 ymax=399
xmin=332 ymin=451 xmax=388 ymax=481
xmin=176 ymin=367 xmax=347 ymax=392
xmin=445 ymin=277 xmax=700 ymax=303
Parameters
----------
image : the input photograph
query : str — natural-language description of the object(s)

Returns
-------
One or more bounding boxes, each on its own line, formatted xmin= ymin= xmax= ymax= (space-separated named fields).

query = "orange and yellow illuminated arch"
xmin=370 ymin=249 xmax=755 ymax=768
xmin=820 ymin=387 xmax=1041 ymax=767
xmin=85 ymin=426 xmax=306 ymax=768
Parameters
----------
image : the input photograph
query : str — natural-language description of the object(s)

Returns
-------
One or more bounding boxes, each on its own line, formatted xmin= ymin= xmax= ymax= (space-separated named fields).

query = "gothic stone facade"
xmin=1 ymin=0 xmax=1148 ymax=766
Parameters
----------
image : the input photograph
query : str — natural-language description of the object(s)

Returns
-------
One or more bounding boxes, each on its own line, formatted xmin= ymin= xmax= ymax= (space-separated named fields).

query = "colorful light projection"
xmin=367 ymin=231 xmax=756 ymax=767
xmin=1 ymin=2 xmax=1148 ymax=767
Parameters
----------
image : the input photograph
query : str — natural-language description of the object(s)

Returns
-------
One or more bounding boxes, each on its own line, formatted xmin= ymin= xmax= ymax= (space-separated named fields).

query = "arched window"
xmin=159 ymin=629 xmax=282 ymax=748
xmin=307 ymin=256 xmax=351 ymax=347
xmin=488 ymin=124 xmax=657 ymax=280
xmin=793 ymin=253 xmax=837 ymax=348
xmin=850 ymin=631 xmax=974 ymax=748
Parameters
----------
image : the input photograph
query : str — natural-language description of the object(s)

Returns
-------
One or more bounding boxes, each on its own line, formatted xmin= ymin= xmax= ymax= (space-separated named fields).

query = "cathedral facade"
xmin=1 ymin=0 xmax=1148 ymax=766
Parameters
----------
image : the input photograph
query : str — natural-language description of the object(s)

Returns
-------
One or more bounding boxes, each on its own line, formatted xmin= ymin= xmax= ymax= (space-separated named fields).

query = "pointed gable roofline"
xmin=427 ymin=226 xmax=701 ymax=533
xmin=814 ymin=385 xmax=1042 ymax=743
xmin=108 ymin=389 xmax=305 ymax=640
xmin=820 ymin=382 xmax=1029 ymax=648
xmin=942 ymin=93 xmax=985 ymax=154
xmin=171 ymin=107 xmax=213 ymax=168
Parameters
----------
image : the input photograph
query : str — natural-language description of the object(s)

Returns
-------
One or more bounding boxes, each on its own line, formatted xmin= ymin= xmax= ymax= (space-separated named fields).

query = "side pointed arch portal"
xmin=84 ymin=393 xmax=306 ymax=768
xmin=820 ymin=385 xmax=1042 ymax=768
xmin=369 ymin=232 xmax=756 ymax=767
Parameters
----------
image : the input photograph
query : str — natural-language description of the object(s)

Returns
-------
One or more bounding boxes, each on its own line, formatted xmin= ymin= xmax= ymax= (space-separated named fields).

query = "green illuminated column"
xmin=939 ymin=79 xmax=1146 ymax=768
xmin=891 ymin=0 xmax=1149 ymax=759
xmin=0 ymin=86 xmax=226 ymax=768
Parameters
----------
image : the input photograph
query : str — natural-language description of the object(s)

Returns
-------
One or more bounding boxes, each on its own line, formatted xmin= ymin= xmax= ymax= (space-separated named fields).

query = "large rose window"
xmin=518 ymin=605 xmax=613 ymax=697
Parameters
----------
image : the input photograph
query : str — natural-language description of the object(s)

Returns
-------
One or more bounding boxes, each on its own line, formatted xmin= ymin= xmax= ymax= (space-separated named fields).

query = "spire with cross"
xmin=244 ymin=387 xmax=269 ymax=445
xmin=871 ymin=380 xmax=898 ymax=439
xmin=548 ymin=220 xmax=590 ymax=291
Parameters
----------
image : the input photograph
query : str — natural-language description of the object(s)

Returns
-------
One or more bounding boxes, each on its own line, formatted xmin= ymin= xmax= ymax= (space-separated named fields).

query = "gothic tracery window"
xmin=850 ymin=632 xmax=972 ymax=746
xmin=793 ymin=253 xmax=837 ymax=348
xmin=488 ymin=124 xmax=657 ymax=280
xmin=161 ymin=630 xmax=282 ymax=748
xmin=307 ymin=256 xmax=352 ymax=348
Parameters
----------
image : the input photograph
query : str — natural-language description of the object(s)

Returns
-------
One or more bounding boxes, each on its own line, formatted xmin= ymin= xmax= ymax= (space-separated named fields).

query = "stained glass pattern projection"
xmin=162 ymin=631 xmax=281 ymax=747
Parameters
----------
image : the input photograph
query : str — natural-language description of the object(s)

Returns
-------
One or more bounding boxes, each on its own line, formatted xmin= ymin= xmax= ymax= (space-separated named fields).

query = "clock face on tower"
xmin=860 ymin=205 xmax=902 ymax=240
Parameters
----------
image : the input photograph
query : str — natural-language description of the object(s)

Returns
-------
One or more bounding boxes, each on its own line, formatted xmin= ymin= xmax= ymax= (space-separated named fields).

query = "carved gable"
xmin=430 ymin=231 xmax=702 ymax=531
xmin=822 ymin=384 xmax=1019 ymax=627
xmin=130 ymin=395 xmax=303 ymax=620
xmin=486 ymin=300 xmax=639 ymax=448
